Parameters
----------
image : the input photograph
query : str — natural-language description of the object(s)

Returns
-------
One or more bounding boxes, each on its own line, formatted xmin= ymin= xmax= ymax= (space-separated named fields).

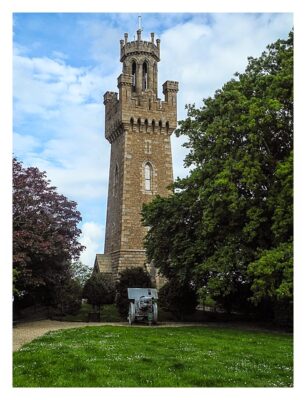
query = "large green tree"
xmin=142 ymin=31 xmax=293 ymax=318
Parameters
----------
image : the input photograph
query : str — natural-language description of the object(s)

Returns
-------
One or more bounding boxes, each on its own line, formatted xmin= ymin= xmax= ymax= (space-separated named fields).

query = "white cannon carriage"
xmin=127 ymin=288 xmax=158 ymax=325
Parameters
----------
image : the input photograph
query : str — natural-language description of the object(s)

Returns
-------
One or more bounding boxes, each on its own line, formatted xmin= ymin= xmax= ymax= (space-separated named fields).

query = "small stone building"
xmin=94 ymin=27 xmax=178 ymax=286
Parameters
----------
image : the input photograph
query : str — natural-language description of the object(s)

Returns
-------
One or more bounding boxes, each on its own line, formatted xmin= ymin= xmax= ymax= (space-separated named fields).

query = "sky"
xmin=12 ymin=12 xmax=293 ymax=268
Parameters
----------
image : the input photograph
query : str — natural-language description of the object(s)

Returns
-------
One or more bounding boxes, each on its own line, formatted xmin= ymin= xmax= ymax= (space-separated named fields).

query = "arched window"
xmin=144 ymin=119 xmax=148 ymax=133
xmin=152 ymin=120 xmax=155 ymax=133
xmin=137 ymin=118 xmax=141 ymax=132
xmin=130 ymin=117 xmax=134 ymax=130
xmin=144 ymin=162 xmax=153 ymax=191
xmin=132 ymin=62 xmax=136 ymax=91
xmin=142 ymin=62 xmax=148 ymax=91
xmin=159 ymin=120 xmax=162 ymax=133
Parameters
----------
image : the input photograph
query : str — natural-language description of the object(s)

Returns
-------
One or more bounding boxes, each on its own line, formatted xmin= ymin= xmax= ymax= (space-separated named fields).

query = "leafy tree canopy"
xmin=13 ymin=158 xmax=85 ymax=302
xmin=83 ymin=273 xmax=115 ymax=311
xmin=142 ymin=31 xmax=293 ymax=317
xmin=158 ymin=278 xmax=198 ymax=320
xmin=70 ymin=261 xmax=92 ymax=288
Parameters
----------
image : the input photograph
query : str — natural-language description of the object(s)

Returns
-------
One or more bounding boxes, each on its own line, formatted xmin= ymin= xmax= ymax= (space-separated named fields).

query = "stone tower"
xmin=94 ymin=28 xmax=178 ymax=280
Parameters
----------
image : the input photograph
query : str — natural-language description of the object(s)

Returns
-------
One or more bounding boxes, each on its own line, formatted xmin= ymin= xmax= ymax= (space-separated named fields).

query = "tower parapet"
xmin=104 ymin=30 xmax=179 ymax=144
xmin=120 ymin=31 xmax=160 ymax=62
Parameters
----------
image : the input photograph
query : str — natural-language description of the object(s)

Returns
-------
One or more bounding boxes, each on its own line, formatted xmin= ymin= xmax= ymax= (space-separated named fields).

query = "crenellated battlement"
xmin=104 ymin=79 xmax=178 ymax=143
xmin=120 ymin=31 xmax=160 ymax=62
xmin=120 ymin=40 xmax=160 ymax=62
xmin=163 ymin=81 xmax=179 ymax=93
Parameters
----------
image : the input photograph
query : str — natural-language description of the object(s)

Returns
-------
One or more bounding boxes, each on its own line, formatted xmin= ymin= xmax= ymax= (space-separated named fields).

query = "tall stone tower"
xmin=94 ymin=27 xmax=178 ymax=281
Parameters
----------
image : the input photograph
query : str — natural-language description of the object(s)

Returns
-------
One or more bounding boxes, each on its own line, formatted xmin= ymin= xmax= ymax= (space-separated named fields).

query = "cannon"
xmin=127 ymin=288 xmax=158 ymax=325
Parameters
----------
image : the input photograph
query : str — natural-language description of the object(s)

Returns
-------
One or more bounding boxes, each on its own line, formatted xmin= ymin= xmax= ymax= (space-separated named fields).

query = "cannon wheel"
xmin=153 ymin=303 xmax=158 ymax=324
xmin=128 ymin=302 xmax=135 ymax=325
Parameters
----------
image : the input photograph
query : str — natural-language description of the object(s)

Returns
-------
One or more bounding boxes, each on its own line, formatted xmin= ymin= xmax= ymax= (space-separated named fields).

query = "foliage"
xmin=13 ymin=326 xmax=293 ymax=387
xmin=83 ymin=273 xmax=115 ymax=311
xmin=54 ymin=303 xmax=123 ymax=322
xmin=115 ymin=267 xmax=152 ymax=317
xmin=158 ymin=279 xmax=198 ymax=319
xmin=70 ymin=261 xmax=92 ymax=287
xmin=197 ymin=287 xmax=216 ymax=309
xmin=142 ymin=31 xmax=293 ymax=319
xmin=53 ymin=278 xmax=83 ymax=315
xmin=13 ymin=157 xmax=85 ymax=309
xmin=248 ymin=242 xmax=293 ymax=304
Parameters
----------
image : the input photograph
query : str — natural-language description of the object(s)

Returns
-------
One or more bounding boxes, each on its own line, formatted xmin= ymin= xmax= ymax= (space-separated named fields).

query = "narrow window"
xmin=144 ymin=163 xmax=152 ymax=191
xmin=153 ymin=62 xmax=157 ymax=90
xmin=113 ymin=163 xmax=119 ymax=196
xmin=166 ymin=121 xmax=169 ymax=134
xmin=142 ymin=62 xmax=148 ymax=91
xmin=132 ymin=62 xmax=136 ymax=91
xmin=137 ymin=118 xmax=141 ymax=132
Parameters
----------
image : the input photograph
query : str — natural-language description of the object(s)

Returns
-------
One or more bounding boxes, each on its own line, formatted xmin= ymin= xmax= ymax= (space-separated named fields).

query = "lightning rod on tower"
xmin=138 ymin=15 xmax=142 ymax=31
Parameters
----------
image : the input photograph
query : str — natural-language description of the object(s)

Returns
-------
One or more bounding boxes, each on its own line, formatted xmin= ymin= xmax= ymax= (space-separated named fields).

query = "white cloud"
xmin=160 ymin=13 xmax=293 ymax=117
xmin=79 ymin=222 xmax=105 ymax=267
xmin=160 ymin=14 xmax=293 ymax=178
xmin=13 ymin=132 xmax=40 ymax=155
xmin=13 ymin=51 xmax=112 ymax=203
xmin=13 ymin=54 xmax=105 ymax=118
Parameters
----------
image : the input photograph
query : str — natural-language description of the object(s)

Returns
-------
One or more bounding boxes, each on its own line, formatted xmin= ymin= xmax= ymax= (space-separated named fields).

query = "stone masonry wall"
xmin=99 ymin=32 xmax=178 ymax=282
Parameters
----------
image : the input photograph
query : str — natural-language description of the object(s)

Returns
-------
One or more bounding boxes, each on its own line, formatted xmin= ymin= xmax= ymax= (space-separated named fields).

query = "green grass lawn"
xmin=13 ymin=326 xmax=293 ymax=387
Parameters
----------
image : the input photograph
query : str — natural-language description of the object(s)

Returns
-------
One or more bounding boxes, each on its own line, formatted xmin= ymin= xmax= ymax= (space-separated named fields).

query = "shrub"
xmin=115 ymin=267 xmax=153 ymax=317
xmin=158 ymin=279 xmax=197 ymax=320
xmin=59 ymin=279 xmax=83 ymax=315
xmin=83 ymin=273 xmax=115 ymax=311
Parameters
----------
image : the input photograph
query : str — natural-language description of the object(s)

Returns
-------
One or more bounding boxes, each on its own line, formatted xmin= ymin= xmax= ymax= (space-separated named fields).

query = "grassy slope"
xmin=13 ymin=326 xmax=293 ymax=387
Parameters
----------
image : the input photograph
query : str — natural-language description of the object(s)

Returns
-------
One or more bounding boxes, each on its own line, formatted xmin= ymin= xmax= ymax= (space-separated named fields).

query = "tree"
xmin=83 ymin=273 xmax=115 ymax=311
xmin=13 ymin=158 xmax=85 ymax=307
xmin=142 ymin=31 xmax=293 ymax=319
xmin=247 ymin=149 xmax=293 ymax=319
xmin=70 ymin=261 xmax=92 ymax=287
xmin=115 ymin=267 xmax=153 ymax=317
xmin=54 ymin=278 xmax=83 ymax=315
xmin=158 ymin=279 xmax=198 ymax=320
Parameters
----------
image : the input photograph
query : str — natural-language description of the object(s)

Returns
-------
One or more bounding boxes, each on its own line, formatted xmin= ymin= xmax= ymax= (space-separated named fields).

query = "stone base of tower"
xmin=94 ymin=250 xmax=146 ymax=276
xmin=93 ymin=250 xmax=166 ymax=289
